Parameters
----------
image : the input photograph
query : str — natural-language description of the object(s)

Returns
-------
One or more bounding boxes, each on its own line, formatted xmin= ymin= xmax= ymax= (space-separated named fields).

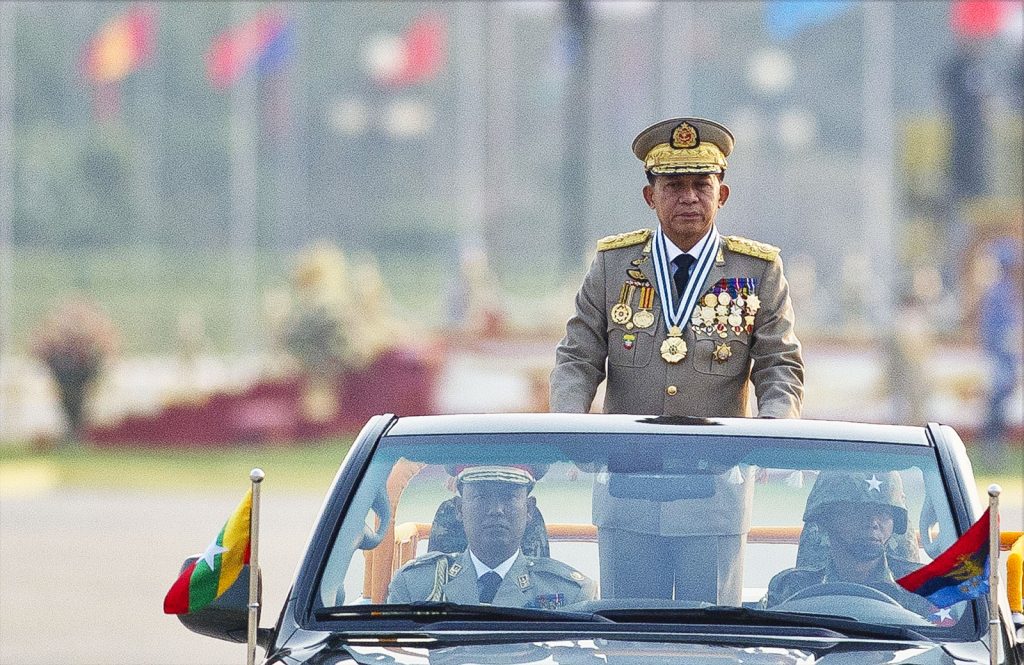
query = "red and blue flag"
xmin=206 ymin=9 xmax=294 ymax=90
xmin=898 ymin=509 xmax=992 ymax=608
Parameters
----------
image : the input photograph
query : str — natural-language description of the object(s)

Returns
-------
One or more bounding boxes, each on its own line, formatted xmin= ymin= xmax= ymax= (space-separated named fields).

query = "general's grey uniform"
xmin=550 ymin=117 xmax=804 ymax=605
xmin=387 ymin=549 xmax=596 ymax=609
xmin=550 ymin=229 xmax=803 ymax=417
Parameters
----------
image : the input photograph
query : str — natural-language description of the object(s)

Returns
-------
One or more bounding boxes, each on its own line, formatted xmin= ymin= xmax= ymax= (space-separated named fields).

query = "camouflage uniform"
xmin=765 ymin=471 xmax=933 ymax=617
xmin=765 ymin=556 xmax=934 ymax=616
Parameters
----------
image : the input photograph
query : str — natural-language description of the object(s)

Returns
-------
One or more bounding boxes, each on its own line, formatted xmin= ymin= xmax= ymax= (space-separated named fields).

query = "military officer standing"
xmin=387 ymin=465 xmax=596 ymax=609
xmin=550 ymin=117 xmax=804 ymax=604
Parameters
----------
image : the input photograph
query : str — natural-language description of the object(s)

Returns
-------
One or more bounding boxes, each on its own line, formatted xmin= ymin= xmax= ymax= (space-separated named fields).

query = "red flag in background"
xmin=82 ymin=6 xmax=155 ymax=84
xmin=950 ymin=0 xmax=1015 ymax=38
xmin=205 ymin=9 xmax=293 ymax=90
xmin=380 ymin=13 xmax=446 ymax=87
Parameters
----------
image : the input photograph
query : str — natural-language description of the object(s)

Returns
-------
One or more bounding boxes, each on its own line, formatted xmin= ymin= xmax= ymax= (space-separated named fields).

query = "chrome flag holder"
xmin=248 ymin=468 xmax=265 ymax=665
xmin=989 ymin=484 xmax=1001 ymax=665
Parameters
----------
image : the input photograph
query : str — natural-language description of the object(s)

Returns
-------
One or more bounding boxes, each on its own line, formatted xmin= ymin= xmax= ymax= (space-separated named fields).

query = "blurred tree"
xmin=14 ymin=123 xmax=136 ymax=246
xmin=29 ymin=297 xmax=120 ymax=442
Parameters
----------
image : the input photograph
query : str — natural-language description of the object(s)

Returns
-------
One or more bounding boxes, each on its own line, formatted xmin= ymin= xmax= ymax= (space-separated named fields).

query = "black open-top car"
xmin=178 ymin=414 xmax=1024 ymax=664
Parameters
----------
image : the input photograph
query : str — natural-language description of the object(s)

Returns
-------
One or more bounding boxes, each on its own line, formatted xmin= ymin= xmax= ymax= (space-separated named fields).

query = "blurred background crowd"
xmin=0 ymin=1 xmax=1021 ymax=458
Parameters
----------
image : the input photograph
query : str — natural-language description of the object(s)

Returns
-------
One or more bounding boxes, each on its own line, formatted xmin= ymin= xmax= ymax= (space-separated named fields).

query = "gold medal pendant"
xmin=632 ymin=309 xmax=654 ymax=329
xmin=610 ymin=303 xmax=633 ymax=325
xmin=660 ymin=326 xmax=687 ymax=363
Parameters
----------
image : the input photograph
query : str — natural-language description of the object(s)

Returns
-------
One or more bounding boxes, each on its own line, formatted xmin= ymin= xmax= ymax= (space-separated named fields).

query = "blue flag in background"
xmin=765 ymin=1 xmax=854 ymax=41
xmin=255 ymin=20 xmax=295 ymax=77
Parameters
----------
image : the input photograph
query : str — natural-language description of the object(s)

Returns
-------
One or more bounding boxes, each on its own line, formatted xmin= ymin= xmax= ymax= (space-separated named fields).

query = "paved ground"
xmin=0 ymin=488 xmax=323 ymax=665
xmin=2 ymin=481 xmax=1021 ymax=665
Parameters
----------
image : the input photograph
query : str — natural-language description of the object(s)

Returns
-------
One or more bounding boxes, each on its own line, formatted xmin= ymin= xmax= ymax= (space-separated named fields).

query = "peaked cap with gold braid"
xmin=632 ymin=117 xmax=734 ymax=175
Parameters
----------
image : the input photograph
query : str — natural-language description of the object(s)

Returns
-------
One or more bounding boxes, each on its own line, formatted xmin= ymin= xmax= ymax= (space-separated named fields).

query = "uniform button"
xmin=666 ymin=385 xmax=678 ymax=396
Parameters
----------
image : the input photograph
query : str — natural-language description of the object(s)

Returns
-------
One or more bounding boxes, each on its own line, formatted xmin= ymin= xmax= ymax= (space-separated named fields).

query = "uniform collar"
xmin=662 ymin=225 xmax=716 ymax=269
xmin=469 ymin=549 xmax=519 ymax=579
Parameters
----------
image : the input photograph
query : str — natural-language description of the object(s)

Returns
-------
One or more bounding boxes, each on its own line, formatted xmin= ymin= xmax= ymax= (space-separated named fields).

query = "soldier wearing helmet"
xmin=764 ymin=471 xmax=932 ymax=615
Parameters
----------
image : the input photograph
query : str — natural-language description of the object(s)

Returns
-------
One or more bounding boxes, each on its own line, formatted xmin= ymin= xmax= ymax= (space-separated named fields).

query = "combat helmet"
xmin=802 ymin=471 xmax=908 ymax=534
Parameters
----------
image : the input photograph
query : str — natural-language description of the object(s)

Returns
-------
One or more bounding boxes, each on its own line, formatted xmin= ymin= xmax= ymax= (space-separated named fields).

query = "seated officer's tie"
xmin=477 ymin=571 xmax=502 ymax=603
xmin=672 ymin=254 xmax=696 ymax=303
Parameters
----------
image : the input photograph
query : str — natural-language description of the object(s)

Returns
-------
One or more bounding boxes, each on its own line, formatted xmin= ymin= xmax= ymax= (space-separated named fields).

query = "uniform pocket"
xmin=691 ymin=338 xmax=750 ymax=376
xmin=608 ymin=326 xmax=656 ymax=368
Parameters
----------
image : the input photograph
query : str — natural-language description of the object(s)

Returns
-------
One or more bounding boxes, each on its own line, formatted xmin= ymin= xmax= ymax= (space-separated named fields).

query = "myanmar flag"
xmin=164 ymin=489 xmax=252 ymax=614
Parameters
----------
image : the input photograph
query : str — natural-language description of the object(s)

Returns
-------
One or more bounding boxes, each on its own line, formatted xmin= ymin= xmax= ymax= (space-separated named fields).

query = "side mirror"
xmin=176 ymin=557 xmax=272 ymax=649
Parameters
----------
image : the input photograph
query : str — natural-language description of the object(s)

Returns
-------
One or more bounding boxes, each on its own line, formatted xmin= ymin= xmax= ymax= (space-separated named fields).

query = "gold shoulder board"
xmin=723 ymin=235 xmax=780 ymax=262
xmin=597 ymin=228 xmax=652 ymax=252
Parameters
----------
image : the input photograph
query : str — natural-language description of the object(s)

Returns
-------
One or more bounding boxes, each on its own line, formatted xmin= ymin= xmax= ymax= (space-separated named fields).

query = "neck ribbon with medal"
xmin=652 ymin=226 xmax=720 ymax=363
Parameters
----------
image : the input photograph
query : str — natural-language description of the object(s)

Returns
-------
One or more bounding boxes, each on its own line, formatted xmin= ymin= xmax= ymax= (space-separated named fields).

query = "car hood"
xmin=273 ymin=636 xmax=983 ymax=664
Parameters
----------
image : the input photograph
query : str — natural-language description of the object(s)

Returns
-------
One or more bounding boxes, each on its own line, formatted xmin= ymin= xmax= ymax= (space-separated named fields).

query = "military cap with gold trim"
xmin=453 ymin=464 xmax=537 ymax=491
xmin=632 ymin=117 xmax=734 ymax=175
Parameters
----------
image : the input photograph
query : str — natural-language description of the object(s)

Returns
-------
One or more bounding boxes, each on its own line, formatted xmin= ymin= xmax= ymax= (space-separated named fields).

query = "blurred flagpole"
xmin=559 ymin=0 xmax=590 ymax=268
xmin=135 ymin=2 xmax=163 ymax=334
xmin=229 ymin=2 xmax=259 ymax=356
xmin=861 ymin=2 xmax=896 ymax=329
xmin=453 ymin=3 xmax=486 ymax=251
xmin=0 ymin=2 xmax=14 ymax=365
xmin=657 ymin=2 xmax=692 ymax=116
xmin=485 ymin=3 xmax=514 ymax=258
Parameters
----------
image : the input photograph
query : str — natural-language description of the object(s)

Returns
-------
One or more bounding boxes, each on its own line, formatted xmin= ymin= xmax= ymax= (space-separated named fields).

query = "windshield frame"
xmin=295 ymin=422 xmax=987 ymax=643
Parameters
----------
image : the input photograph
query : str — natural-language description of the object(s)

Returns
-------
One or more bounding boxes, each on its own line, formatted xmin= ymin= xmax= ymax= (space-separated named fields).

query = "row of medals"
xmin=611 ymin=280 xmax=761 ymax=365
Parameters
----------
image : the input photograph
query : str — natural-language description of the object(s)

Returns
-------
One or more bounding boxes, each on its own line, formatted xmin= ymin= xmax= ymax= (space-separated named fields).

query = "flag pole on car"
xmin=248 ymin=468 xmax=265 ymax=665
xmin=988 ymin=484 xmax=1000 ymax=665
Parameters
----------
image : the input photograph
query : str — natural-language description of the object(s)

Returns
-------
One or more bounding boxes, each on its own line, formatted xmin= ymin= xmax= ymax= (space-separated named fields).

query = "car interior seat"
xmin=427 ymin=497 xmax=551 ymax=558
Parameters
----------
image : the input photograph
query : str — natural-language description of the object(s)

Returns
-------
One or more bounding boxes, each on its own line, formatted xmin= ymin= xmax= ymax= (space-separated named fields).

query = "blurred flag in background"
xmin=206 ymin=9 xmax=294 ymax=90
xmin=373 ymin=13 xmax=446 ymax=87
xmin=763 ymin=0 xmax=853 ymax=41
xmin=950 ymin=0 xmax=1023 ymax=40
xmin=81 ymin=5 xmax=155 ymax=83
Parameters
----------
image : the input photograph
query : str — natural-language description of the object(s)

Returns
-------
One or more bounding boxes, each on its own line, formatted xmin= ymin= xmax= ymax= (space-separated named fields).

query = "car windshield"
xmin=314 ymin=425 xmax=978 ymax=638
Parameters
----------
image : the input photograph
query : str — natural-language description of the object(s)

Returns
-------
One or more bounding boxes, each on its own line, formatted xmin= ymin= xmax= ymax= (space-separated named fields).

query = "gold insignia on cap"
xmin=644 ymin=143 xmax=727 ymax=175
xmin=634 ymin=118 xmax=733 ymax=175
xmin=671 ymin=122 xmax=699 ymax=149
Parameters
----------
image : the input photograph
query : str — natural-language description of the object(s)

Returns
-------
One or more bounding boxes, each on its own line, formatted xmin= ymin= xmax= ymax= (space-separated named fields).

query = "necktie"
xmin=672 ymin=254 xmax=696 ymax=303
xmin=477 ymin=571 xmax=502 ymax=603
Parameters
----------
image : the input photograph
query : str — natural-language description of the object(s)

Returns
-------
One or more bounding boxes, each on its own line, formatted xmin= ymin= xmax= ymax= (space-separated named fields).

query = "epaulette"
xmin=397 ymin=550 xmax=451 ymax=572
xmin=526 ymin=556 xmax=588 ymax=586
xmin=597 ymin=228 xmax=652 ymax=252
xmin=722 ymin=235 xmax=780 ymax=261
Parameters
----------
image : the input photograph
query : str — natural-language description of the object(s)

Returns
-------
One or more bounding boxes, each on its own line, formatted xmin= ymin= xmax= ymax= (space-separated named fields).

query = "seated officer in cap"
xmin=764 ymin=471 xmax=933 ymax=617
xmin=387 ymin=465 xmax=597 ymax=608
xmin=550 ymin=117 xmax=804 ymax=604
